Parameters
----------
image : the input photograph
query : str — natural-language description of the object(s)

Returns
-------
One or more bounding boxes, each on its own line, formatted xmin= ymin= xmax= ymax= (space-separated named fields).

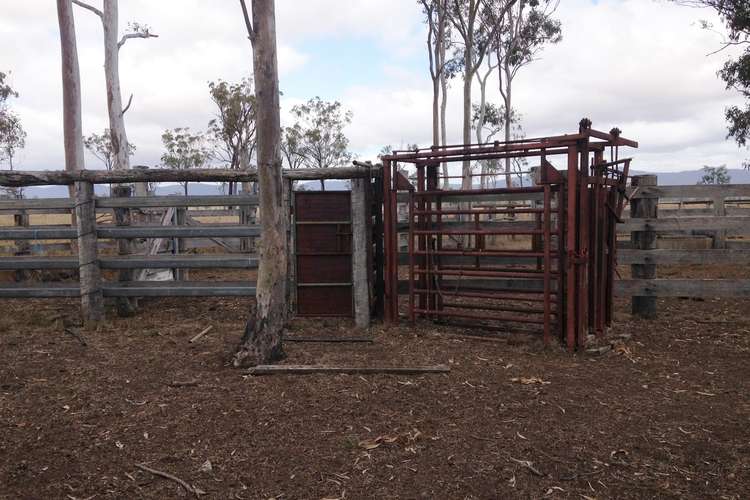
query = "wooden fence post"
xmin=75 ymin=180 xmax=104 ymax=324
xmin=13 ymin=209 xmax=30 ymax=282
xmin=352 ymin=177 xmax=371 ymax=329
xmin=630 ymin=174 xmax=658 ymax=319
xmin=112 ymin=185 xmax=137 ymax=316
xmin=173 ymin=207 xmax=188 ymax=281
xmin=713 ymin=194 xmax=727 ymax=249
xmin=284 ymin=179 xmax=296 ymax=317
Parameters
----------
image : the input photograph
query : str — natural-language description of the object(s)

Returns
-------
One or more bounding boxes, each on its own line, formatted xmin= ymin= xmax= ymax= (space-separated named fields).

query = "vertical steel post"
xmin=577 ymin=143 xmax=590 ymax=348
xmin=565 ymin=146 xmax=578 ymax=351
xmin=382 ymin=159 xmax=393 ymax=324
xmin=543 ymin=185 xmax=552 ymax=345
xmin=408 ymin=188 xmax=416 ymax=323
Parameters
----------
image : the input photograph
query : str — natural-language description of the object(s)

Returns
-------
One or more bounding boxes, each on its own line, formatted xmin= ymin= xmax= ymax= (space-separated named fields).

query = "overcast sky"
xmin=0 ymin=0 xmax=746 ymax=173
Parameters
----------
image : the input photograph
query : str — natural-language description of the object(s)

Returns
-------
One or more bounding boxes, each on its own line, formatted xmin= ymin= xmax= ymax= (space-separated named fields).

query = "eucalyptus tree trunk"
xmin=235 ymin=0 xmax=288 ymax=367
xmin=502 ymin=61 xmax=513 ymax=189
xmin=461 ymin=26 xmax=474 ymax=190
xmin=102 ymin=0 xmax=129 ymax=170
xmin=57 ymin=0 xmax=85 ymax=176
xmin=73 ymin=0 xmax=157 ymax=171
xmin=475 ymin=59 xmax=495 ymax=189
xmin=440 ymin=52 xmax=449 ymax=188
xmin=57 ymin=0 xmax=85 ymax=219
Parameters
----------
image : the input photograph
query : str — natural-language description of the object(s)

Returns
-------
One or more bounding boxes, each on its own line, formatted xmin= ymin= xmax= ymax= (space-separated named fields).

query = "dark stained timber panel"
xmin=297 ymin=255 xmax=352 ymax=283
xmin=297 ymin=286 xmax=353 ymax=316
xmin=295 ymin=191 xmax=353 ymax=317
xmin=295 ymin=225 xmax=352 ymax=254
xmin=295 ymin=192 xmax=351 ymax=221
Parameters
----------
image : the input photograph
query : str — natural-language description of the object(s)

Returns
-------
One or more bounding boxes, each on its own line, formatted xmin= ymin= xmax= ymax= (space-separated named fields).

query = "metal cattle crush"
xmin=381 ymin=120 xmax=637 ymax=350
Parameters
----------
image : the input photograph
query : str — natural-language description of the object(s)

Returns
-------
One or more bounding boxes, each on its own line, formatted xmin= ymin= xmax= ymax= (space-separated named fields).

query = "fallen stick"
xmin=169 ymin=379 xmax=199 ymax=388
xmin=510 ymin=457 xmax=543 ymax=477
xmin=135 ymin=463 xmax=205 ymax=497
xmin=64 ymin=327 xmax=88 ymax=346
xmin=283 ymin=336 xmax=374 ymax=343
xmin=438 ymin=332 xmax=507 ymax=344
xmin=189 ymin=326 xmax=213 ymax=344
xmin=246 ymin=365 xmax=450 ymax=376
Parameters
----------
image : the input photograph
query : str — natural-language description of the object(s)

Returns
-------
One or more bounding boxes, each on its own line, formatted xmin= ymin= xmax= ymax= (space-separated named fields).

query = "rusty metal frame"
xmin=381 ymin=120 xmax=636 ymax=350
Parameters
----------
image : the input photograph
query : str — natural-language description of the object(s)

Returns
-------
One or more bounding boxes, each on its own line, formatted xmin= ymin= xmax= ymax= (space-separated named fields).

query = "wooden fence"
xmin=0 ymin=166 xmax=379 ymax=325
xmin=616 ymin=175 xmax=750 ymax=317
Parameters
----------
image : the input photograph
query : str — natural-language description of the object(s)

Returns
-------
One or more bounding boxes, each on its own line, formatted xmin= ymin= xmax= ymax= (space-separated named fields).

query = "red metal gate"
xmin=407 ymin=184 xmax=561 ymax=344
xmin=294 ymin=191 xmax=353 ymax=316
xmin=381 ymin=120 xmax=636 ymax=350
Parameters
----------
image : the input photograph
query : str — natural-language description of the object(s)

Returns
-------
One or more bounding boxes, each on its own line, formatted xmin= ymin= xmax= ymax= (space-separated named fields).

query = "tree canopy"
xmin=698 ymin=164 xmax=731 ymax=184
xmin=283 ymin=97 xmax=353 ymax=189
xmin=677 ymin=0 xmax=749 ymax=165
xmin=161 ymin=127 xmax=210 ymax=195
xmin=207 ymin=77 xmax=257 ymax=169
xmin=0 ymin=71 xmax=26 ymax=172
xmin=83 ymin=129 xmax=135 ymax=171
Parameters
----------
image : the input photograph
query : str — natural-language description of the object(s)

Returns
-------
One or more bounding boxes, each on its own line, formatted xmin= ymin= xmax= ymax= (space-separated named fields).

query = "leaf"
xmin=511 ymin=377 xmax=550 ymax=385
xmin=358 ymin=434 xmax=399 ymax=450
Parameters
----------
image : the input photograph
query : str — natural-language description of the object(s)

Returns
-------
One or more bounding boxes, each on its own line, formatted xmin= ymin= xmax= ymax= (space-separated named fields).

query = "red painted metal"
xmin=380 ymin=120 xmax=635 ymax=350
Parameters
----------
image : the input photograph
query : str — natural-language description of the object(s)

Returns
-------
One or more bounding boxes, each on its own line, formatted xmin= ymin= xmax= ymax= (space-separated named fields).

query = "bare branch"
xmin=118 ymin=31 xmax=158 ymax=49
xmin=121 ymin=93 xmax=133 ymax=115
xmin=71 ymin=0 xmax=103 ymax=18
xmin=239 ymin=0 xmax=255 ymax=42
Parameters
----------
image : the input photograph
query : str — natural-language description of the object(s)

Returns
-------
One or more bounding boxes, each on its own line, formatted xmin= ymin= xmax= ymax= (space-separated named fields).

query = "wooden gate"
xmin=294 ymin=191 xmax=353 ymax=316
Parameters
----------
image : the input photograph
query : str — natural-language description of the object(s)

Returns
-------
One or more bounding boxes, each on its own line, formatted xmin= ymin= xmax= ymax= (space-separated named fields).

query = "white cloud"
xmin=0 ymin=0 xmax=746 ymax=173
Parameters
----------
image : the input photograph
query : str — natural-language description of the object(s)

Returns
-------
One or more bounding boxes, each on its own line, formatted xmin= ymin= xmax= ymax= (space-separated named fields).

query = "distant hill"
xmin=629 ymin=168 xmax=750 ymax=185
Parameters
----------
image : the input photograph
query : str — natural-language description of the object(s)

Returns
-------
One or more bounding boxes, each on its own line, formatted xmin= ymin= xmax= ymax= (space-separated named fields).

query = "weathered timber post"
xmin=13 ymin=209 xmax=31 ymax=282
xmin=132 ymin=166 xmax=150 ymax=197
xmin=284 ymin=178 xmax=296 ymax=317
xmin=352 ymin=177 xmax=371 ymax=329
xmin=75 ymin=180 xmax=104 ymax=324
xmin=713 ymin=194 xmax=727 ymax=249
xmin=173 ymin=207 xmax=188 ymax=281
xmin=630 ymin=174 xmax=658 ymax=319
xmin=112 ymin=185 xmax=137 ymax=316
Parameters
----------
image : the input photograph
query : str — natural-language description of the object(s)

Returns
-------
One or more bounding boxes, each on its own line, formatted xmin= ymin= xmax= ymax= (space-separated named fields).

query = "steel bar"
xmin=412 ymin=289 xmax=550 ymax=302
xmin=412 ymin=208 xmax=545 ymax=216
xmin=412 ymin=308 xmax=547 ymax=324
xmin=442 ymin=302 xmax=555 ymax=315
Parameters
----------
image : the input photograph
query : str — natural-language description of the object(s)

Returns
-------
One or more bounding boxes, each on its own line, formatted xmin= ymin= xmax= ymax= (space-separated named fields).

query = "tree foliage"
xmin=698 ymin=164 xmax=731 ymax=184
xmin=0 ymin=72 xmax=26 ymax=172
xmin=677 ymin=0 xmax=749 ymax=165
xmin=284 ymin=97 xmax=353 ymax=189
xmin=207 ymin=78 xmax=257 ymax=169
xmin=161 ymin=127 xmax=210 ymax=195
xmin=83 ymin=129 xmax=135 ymax=171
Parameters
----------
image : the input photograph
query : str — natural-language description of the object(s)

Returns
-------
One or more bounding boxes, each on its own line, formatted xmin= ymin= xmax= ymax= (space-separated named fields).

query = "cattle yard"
xmin=1 ymin=123 xmax=750 ymax=497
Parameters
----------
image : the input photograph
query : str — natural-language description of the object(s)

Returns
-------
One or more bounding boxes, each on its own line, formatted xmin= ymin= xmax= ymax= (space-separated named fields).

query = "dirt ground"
xmin=1 ymin=270 xmax=750 ymax=499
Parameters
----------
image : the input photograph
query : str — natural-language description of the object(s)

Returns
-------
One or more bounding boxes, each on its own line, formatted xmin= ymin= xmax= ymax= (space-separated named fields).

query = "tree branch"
xmin=239 ymin=0 xmax=255 ymax=43
xmin=71 ymin=0 xmax=103 ymax=18
xmin=121 ymin=93 xmax=134 ymax=115
xmin=118 ymin=32 xmax=159 ymax=49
